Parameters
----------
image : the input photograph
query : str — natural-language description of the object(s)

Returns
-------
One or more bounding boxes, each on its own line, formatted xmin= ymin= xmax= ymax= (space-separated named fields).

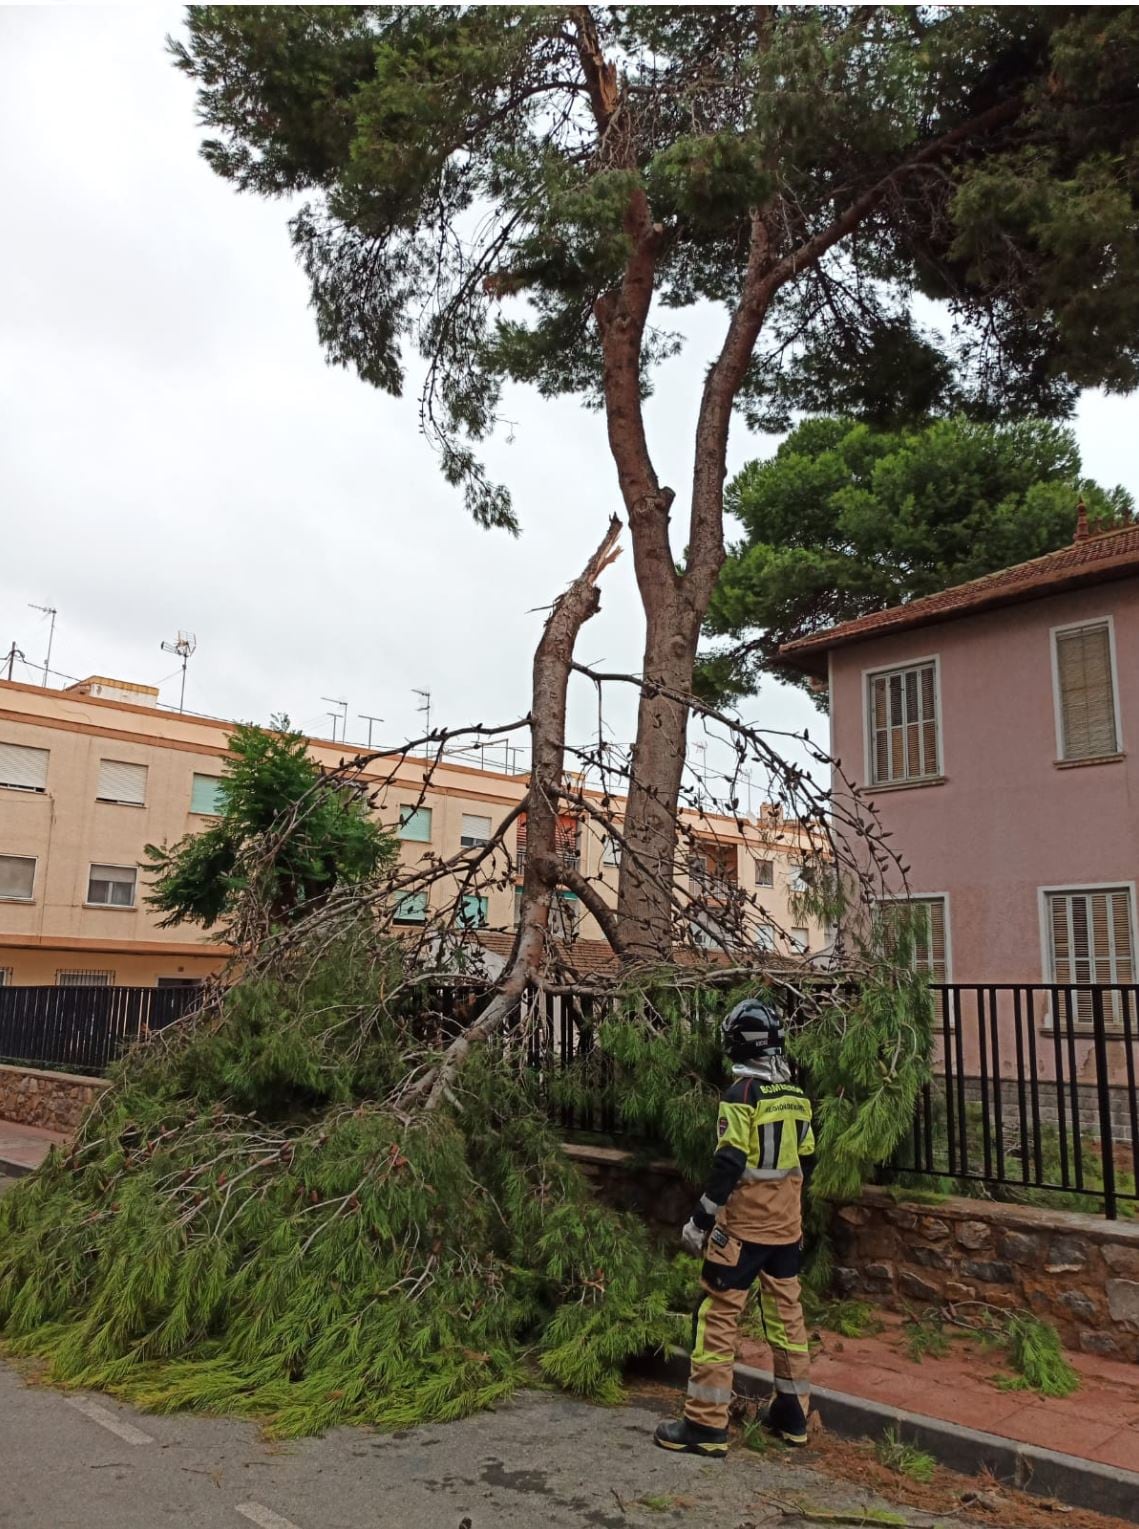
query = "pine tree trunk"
xmin=614 ymin=588 xmax=704 ymax=961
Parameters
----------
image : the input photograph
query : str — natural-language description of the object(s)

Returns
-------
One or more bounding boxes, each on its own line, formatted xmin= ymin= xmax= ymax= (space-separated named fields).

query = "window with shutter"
xmin=1046 ymin=886 xmax=1134 ymax=1025
xmin=1054 ymin=622 xmax=1119 ymax=761
xmin=878 ymin=896 xmax=948 ymax=983
xmin=96 ymin=759 xmax=147 ymax=805
xmin=867 ymin=661 xmax=940 ymax=785
xmin=790 ymin=927 xmax=810 ymax=953
xmin=460 ymin=813 xmax=491 ymax=847
xmin=755 ymin=924 xmax=776 ymax=952
xmin=190 ymin=774 xmax=225 ymax=815
xmin=393 ymin=891 xmax=428 ymax=924
xmin=0 ymin=742 xmax=49 ymax=793
xmin=0 ymin=855 xmax=36 ymax=900
xmin=87 ymin=863 xmax=137 ymax=907
xmin=459 ymin=894 xmax=488 ymax=928
xmin=398 ymin=805 xmax=432 ymax=842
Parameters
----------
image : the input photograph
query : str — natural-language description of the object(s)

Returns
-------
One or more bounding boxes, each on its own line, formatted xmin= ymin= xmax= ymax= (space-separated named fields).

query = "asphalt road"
xmin=0 ymin=1360 xmax=932 ymax=1529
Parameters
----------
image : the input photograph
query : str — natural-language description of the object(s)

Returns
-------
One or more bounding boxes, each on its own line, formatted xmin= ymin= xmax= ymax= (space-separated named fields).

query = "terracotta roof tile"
xmin=778 ymin=524 xmax=1139 ymax=676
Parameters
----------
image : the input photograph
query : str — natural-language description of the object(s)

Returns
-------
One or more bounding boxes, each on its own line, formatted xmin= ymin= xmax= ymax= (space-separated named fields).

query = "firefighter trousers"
xmin=685 ymin=1233 xmax=810 ymax=1432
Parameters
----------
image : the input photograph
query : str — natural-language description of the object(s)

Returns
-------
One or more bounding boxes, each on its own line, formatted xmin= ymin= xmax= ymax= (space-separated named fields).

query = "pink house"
xmin=779 ymin=517 xmax=1139 ymax=1098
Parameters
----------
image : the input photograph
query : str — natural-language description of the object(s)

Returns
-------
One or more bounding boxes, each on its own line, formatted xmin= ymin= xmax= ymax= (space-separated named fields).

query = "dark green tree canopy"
xmin=699 ymin=416 xmax=1133 ymax=705
xmin=173 ymin=5 xmax=1139 ymax=529
xmin=145 ymin=721 xmax=394 ymax=929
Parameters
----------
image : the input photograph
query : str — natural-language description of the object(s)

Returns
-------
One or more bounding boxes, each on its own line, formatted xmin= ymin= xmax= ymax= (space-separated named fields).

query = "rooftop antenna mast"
xmin=691 ymin=739 xmax=708 ymax=805
xmin=358 ymin=712 xmax=385 ymax=748
xmin=321 ymin=697 xmax=348 ymax=743
xmin=160 ymin=631 xmax=197 ymax=713
xmin=3 ymin=641 xmax=25 ymax=684
xmin=412 ymin=688 xmax=431 ymax=755
xmin=28 ymin=604 xmax=57 ymax=687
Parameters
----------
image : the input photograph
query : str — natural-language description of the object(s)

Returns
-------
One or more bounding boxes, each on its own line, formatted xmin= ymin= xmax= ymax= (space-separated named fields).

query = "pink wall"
xmin=830 ymin=579 xmax=1139 ymax=989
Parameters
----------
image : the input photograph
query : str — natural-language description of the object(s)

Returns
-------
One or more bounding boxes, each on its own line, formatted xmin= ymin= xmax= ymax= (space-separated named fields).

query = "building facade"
xmin=780 ymin=519 xmax=1139 ymax=1080
xmin=0 ymin=675 xmax=822 ymax=987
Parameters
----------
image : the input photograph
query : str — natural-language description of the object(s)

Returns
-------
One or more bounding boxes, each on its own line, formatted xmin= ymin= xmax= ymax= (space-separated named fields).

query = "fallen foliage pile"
xmin=0 ymin=932 xmax=691 ymax=1435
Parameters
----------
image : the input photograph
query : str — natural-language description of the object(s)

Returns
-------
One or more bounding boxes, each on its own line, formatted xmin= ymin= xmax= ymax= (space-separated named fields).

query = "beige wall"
xmin=0 ymin=677 xmax=822 ymax=985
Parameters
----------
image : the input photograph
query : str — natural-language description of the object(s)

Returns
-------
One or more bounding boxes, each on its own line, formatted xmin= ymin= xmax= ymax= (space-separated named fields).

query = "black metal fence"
xmin=2 ymin=977 xmax=1135 ymax=1220
xmin=884 ymin=983 xmax=1139 ymax=1221
xmin=0 ymin=985 xmax=201 ymax=1075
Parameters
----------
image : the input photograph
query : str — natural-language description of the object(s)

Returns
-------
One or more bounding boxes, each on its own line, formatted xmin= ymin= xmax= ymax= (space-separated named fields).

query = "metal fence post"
xmin=1091 ymin=985 xmax=1118 ymax=1221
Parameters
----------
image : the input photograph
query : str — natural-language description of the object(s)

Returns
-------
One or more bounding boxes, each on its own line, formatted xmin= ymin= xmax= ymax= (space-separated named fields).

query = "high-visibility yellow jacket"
xmin=691 ymin=1074 xmax=815 ymax=1245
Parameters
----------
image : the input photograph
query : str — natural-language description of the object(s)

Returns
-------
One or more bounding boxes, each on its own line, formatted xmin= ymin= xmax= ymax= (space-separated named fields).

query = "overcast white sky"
xmin=3 ymin=6 xmax=1137 ymax=793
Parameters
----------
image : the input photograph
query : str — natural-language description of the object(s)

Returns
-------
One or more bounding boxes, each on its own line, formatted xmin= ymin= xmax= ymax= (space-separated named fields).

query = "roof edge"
xmin=777 ymin=546 xmax=1139 ymax=679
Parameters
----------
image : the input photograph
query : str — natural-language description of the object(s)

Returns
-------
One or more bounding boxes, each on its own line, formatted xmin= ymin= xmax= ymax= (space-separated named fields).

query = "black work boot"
xmin=653 ymin=1416 xmax=728 ymax=1458
xmin=760 ymin=1393 xmax=809 ymax=1446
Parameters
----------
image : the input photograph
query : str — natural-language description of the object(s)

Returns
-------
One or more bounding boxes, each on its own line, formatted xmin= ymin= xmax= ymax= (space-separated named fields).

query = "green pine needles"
xmin=0 ymin=889 xmax=937 ymax=1437
xmin=0 ymin=932 xmax=688 ymax=1436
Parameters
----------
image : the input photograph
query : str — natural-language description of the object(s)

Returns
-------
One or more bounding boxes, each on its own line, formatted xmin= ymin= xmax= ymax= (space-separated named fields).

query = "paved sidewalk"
xmin=0 ymin=1119 xmax=67 ymax=1175
xmin=741 ymin=1310 xmax=1139 ymax=1474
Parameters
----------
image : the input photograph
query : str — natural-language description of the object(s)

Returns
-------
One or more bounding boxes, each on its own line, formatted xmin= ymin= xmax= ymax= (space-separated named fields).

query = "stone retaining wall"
xmin=834 ymin=1187 xmax=1139 ymax=1364
xmin=564 ymin=1143 xmax=1139 ymax=1362
xmin=0 ymin=1064 xmax=109 ymax=1133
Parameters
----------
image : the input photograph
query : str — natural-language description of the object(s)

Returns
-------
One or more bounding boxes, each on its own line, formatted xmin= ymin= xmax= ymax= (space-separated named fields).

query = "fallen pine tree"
xmin=0 ymin=926 xmax=696 ymax=1435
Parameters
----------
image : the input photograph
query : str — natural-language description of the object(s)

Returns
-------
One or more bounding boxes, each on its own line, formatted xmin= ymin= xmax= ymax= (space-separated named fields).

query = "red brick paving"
xmin=740 ymin=1310 xmax=1139 ymax=1470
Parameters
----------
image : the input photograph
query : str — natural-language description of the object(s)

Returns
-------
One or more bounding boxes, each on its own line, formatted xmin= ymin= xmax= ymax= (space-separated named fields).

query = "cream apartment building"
xmin=0 ymin=674 xmax=822 ymax=987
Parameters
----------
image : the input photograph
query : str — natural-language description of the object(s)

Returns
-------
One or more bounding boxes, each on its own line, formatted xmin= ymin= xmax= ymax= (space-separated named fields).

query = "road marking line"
xmin=235 ymin=1505 xmax=303 ymax=1529
xmin=65 ymin=1395 xmax=155 ymax=1445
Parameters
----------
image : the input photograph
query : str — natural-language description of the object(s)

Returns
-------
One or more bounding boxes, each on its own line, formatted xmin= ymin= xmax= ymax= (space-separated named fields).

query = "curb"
xmin=636 ymin=1349 xmax=1139 ymax=1525
xmin=0 ymin=1158 xmax=33 ymax=1179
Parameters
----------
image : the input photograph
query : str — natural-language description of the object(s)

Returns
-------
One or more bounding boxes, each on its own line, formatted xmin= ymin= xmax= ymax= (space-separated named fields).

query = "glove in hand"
xmin=681 ymin=1216 xmax=708 ymax=1257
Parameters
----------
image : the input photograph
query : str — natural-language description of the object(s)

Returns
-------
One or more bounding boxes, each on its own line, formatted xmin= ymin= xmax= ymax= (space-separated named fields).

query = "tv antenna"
xmin=321 ymin=696 xmax=348 ymax=743
xmin=413 ymin=688 xmax=431 ymax=753
xmin=3 ymin=641 xmax=25 ymax=684
xmin=160 ymin=631 xmax=197 ymax=713
xmin=28 ymin=604 xmax=57 ymax=687
xmin=358 ymin=712 xmax=385 ymax=748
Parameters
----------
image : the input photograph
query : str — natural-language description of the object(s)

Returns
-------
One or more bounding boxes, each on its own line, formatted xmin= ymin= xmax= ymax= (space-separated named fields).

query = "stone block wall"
xmin=834 ymin=1187 xmax=1139 ymax=1363
xmin=0 ymin=1064 xmax=110 ymax=1133
xmin=561 ymin=1142 xmax=691 ymax=1237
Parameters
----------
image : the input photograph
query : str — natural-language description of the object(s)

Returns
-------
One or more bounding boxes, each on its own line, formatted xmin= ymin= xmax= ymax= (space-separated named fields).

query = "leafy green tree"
xmin=145 ymin=722 xmax=394 ymax=929
xmin=172 ymin=5 xmax=1139 ymax=956
xmin=700 ymin=417 xmax=1133 ymax=704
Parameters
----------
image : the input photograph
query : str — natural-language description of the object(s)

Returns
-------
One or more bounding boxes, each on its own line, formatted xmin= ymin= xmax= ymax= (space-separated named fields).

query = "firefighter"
xmin=654 ymin=997 xmax=814 ymax=1458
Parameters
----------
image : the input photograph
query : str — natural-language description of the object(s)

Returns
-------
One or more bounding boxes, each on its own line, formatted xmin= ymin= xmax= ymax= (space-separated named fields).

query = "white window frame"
xmin=877 ymin=892 xmax=953 ymax=986
xmin=85 ymin=862 xmax=139 ymax=909
xmin=0 ymin=967 xmax=12 ymax=986
xmin=0 ymin=853 xmax=37 ymax=903
xmin=602 ymin=833 xmax=622 ymax=867
xmin=1038 ymin=880 xmax=1137 ymax=1031
xmin=1049 ymin=615 xmax=1124 ymax=763
xmin=789 ymin=926 xmax=810 ymax=954
xmin=863 ymin=654 xmax=943 ymax=788
xmin=754 ymin=857 xmax=774 ymax=888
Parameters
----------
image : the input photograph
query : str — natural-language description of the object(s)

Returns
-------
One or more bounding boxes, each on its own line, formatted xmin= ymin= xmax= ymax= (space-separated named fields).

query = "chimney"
xmin=1074 ymin=497 xmax=1090 ymax=543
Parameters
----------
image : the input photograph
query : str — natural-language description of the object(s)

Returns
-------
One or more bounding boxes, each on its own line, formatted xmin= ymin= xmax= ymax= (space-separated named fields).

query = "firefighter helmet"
xmin=720 ymin=997 xmax=785 ymax=1061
